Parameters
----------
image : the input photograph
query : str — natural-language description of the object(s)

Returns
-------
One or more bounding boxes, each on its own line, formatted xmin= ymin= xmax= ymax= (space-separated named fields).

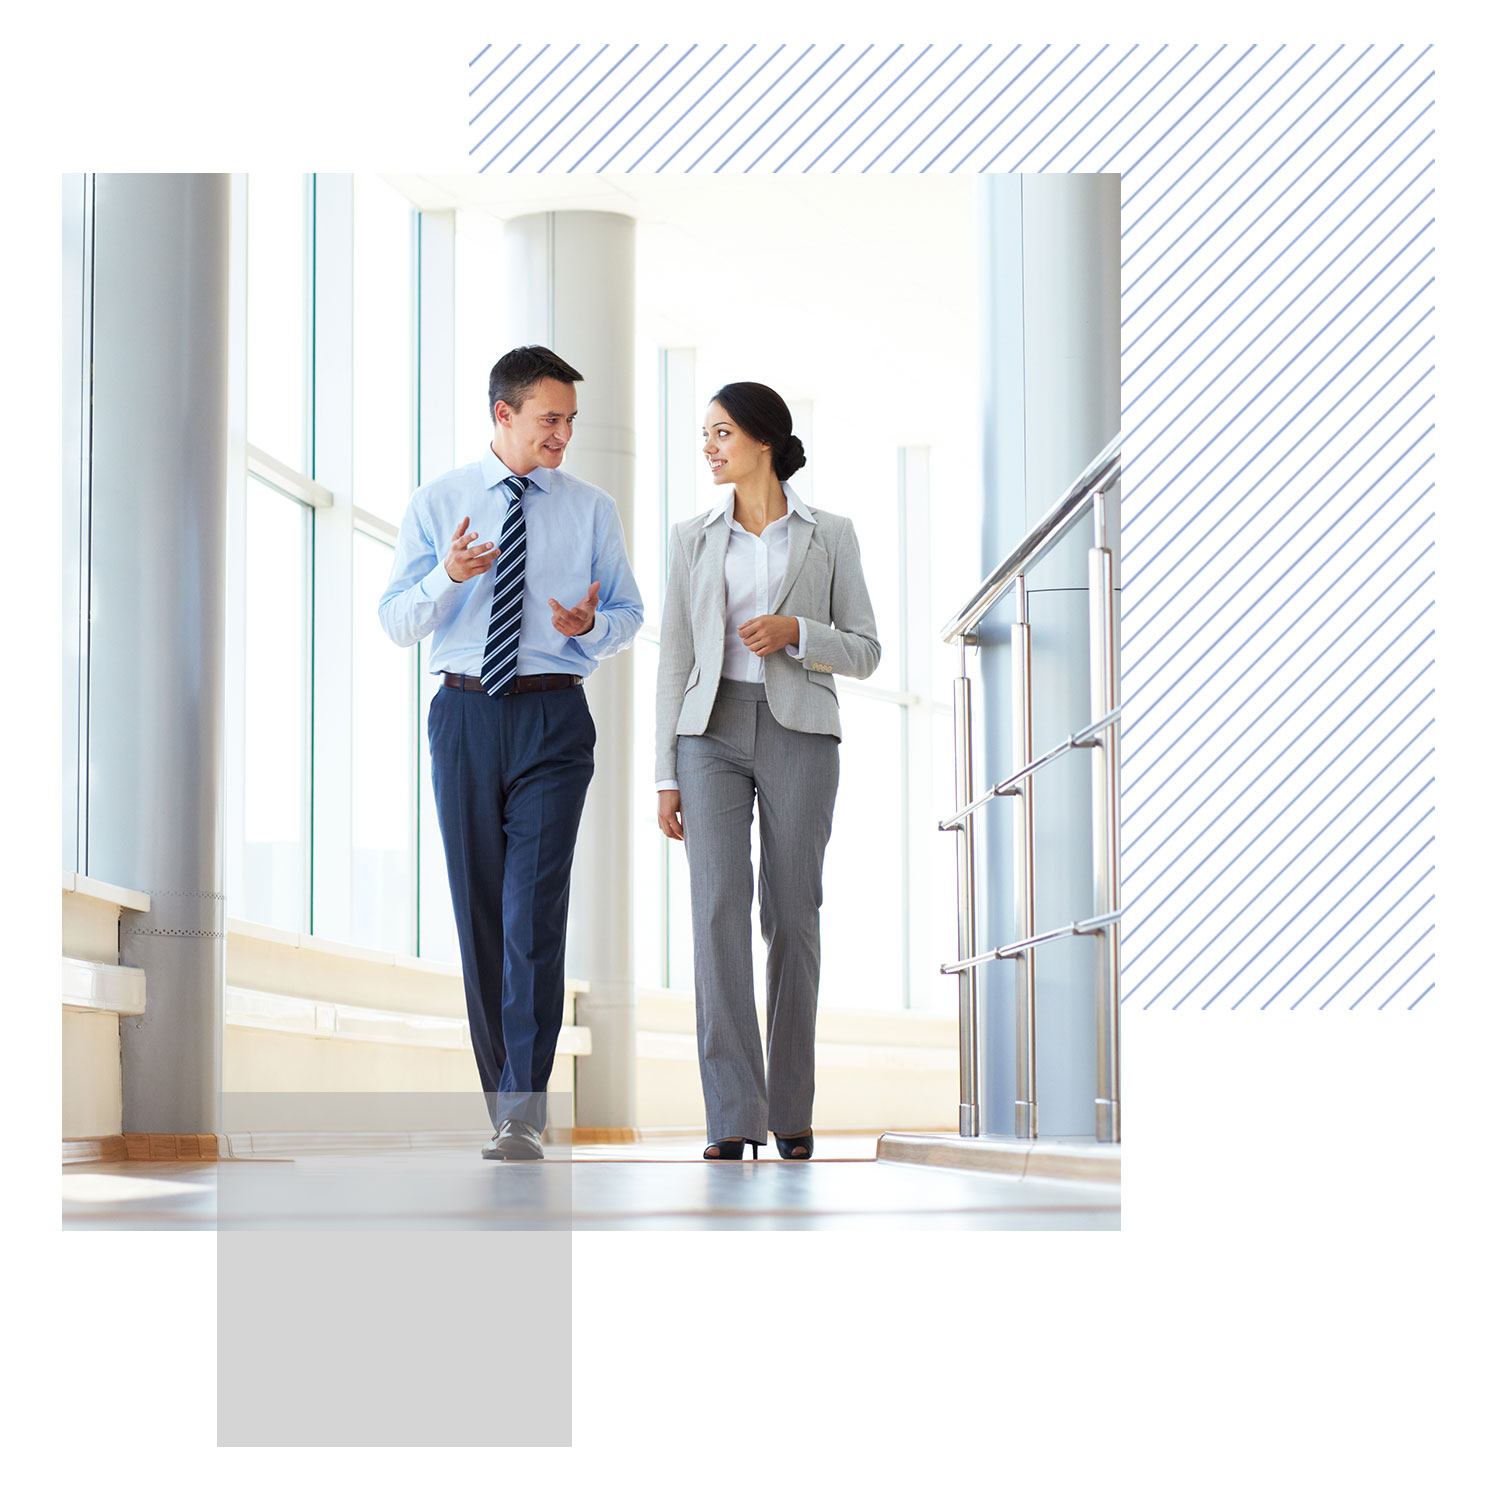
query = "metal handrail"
xmin=943 ymin=910 xmax=1126 ymax=974
xmin=941 ymin=439 xmax=1122 ymax=1144
xmin=941 ymin=431 xmax=1122 ymax=643
xmin=938 ymin=706 xmax=1122 ymax=831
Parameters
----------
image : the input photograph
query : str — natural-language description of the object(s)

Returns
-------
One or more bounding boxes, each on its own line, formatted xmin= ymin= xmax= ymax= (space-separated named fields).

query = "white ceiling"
xmin=385 ymin=172 xmax=979 ymax=441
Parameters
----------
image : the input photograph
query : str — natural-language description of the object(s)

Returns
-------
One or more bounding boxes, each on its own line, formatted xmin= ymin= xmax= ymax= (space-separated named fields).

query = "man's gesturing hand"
xmin=443 ymin=516 xmax=500 ymax=583
xmin=549 ymin=582 xmax=600 ymax=637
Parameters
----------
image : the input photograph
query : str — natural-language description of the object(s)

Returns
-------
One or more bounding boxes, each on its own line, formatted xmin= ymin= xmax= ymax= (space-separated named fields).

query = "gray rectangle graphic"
xmin=217 ymin=1093 xmax=571 ymax=1447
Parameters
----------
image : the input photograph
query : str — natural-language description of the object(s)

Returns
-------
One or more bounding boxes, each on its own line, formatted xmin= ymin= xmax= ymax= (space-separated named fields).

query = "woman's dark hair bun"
xmin=709 ymin=381 xmax=807 ymax=481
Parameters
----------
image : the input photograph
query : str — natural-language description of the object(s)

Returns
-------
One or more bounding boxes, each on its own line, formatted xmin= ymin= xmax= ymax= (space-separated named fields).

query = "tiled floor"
xmin=62 ymin=1133 xmax=1120 ymax=1232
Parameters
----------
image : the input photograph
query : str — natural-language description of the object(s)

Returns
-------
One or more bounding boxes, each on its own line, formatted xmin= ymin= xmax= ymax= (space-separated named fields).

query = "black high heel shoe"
xmin=703 ymin=1138 xmax=760 ymax=1160
xmin=774 ymin=1129 xmax=813 ymax=1160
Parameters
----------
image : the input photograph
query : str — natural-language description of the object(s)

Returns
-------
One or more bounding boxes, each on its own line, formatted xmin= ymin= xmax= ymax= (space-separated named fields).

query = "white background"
xmin=8 ymin=2 xmax=1505 ymax=1506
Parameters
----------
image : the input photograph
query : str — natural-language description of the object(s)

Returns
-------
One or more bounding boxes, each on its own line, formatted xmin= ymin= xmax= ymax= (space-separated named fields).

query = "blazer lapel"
xmin=693 ymin=511 xmax=730 ymax=632
xmin=772 ymin=513 xmax=815 ymax=614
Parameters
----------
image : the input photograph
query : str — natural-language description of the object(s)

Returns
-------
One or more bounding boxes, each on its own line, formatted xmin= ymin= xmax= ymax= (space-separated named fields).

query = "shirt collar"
xmin=703 ymin=480 xmax=815 ymax=528
xmin=482 ymin=446 xmax=554 ymax=495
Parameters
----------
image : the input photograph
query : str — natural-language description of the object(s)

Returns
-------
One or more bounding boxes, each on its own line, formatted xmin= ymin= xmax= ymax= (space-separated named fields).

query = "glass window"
xmin=243 ymin=475 xmax=312 ymax=932
xmin=247 ymin=173 xmax=309 ymax=469
xmin=664 ymin=784 xmax=697 ymax=996
xmin=351 ymin=531 xmax=417 ymax=953
xmin=853 ymin=455 xmax=901 ymax=693
xmin=930 ymin=702 xmax=964 ymax=1013
xmin=353 ymin=174 xmax=415 ymax=522
xmin=821 ymin=695 xmax=908 ymax=1012
xmin=63 ymin=175 xmax=90 ymax=871
xmin=632 ymin=639 xmax=666 ymax=986
xmin=453 ymin=215 xmax=511 ymax=470
xmin=635 ymin=346 xmax=700 ymax=627
xmin=416 ymin=656 xmax=459 ymax=963
xmin=632 ymin=344 xmax=664 ymax=626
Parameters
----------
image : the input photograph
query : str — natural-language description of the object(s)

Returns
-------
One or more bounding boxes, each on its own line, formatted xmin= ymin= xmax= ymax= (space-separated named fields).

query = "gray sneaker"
xmin=482 ymin=1119 xmax=545 ymax=1161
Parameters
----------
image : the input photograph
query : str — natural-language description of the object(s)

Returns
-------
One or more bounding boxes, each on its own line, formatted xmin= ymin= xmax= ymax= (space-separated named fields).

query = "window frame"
xmin=350 ymin=517 xmax=420 ymax=955
xmin=228 ymin=171 xmax=435 ymax=951
xmin=226 ymin=172 xmax=323 ymax=932
xmin=63 ymin=173 xmax=93 ymax=875
xmin=239 ymin=469 xmax=317 ymax=933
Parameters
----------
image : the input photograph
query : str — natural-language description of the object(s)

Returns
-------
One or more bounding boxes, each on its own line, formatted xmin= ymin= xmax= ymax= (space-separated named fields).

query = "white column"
xmin=977 ymin=174 xmax=1120 ymax=1138
xmin=88 ymin=173 xmax=231 ymax=1134
xmin=503 ymin=210 xmax=638 ymax=1128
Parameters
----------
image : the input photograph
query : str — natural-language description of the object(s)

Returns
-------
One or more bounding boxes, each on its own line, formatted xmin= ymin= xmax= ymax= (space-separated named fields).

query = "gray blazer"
xmin=655 ymin=485 xmax=881 ymax=786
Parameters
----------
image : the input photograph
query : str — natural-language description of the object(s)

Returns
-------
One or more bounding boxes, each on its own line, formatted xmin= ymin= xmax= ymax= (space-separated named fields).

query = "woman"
xmin=654 ymin=382 xmax=881 ymax=1160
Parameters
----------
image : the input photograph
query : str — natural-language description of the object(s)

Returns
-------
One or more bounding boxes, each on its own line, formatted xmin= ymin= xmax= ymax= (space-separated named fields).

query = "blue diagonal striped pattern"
xmin=462 ymin=44 xmax=1436 ymax=1013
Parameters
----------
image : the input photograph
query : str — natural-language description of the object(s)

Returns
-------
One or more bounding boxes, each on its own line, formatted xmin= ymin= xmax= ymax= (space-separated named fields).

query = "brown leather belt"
xmin=441 ymin=672 xmax=582 ymax=695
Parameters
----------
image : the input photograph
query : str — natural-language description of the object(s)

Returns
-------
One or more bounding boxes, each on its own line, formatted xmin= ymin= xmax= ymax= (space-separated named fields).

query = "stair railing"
xmin=940 ymin=433 xmax=1122 ymax=1143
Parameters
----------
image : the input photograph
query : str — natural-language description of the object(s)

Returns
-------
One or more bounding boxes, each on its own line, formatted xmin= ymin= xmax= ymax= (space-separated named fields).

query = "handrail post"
xmin=1012 ymin=575 xmax=1038 ymax=1140
xmin=952 ymin=639 xmax=980 ymax=1137
xmin=1089 ymin=493 xmax=1121 ymax=1143
xmin=939 ymin=439 xmax=1121 ymax=1148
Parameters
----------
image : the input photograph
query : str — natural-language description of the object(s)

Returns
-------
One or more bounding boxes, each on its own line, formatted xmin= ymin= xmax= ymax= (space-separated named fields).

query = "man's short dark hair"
xmin=488 ymin=345 xmax=584 ymax=420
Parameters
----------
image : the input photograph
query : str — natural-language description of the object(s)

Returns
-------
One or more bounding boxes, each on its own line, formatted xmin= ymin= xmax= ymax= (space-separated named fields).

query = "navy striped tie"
xmin=479 ymin=474 xmax=529 ymax=696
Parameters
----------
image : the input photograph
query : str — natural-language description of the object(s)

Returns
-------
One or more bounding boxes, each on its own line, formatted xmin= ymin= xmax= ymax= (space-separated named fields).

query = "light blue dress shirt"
xmin=378 ymin=447 xmax=644 ymax=678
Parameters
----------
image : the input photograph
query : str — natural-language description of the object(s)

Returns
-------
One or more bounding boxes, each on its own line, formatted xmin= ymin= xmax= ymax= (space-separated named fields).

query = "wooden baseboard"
xmin=67 ymin=1128 xmax=676 ymax=1160
xmin=123 ymin=1133 xmax=221 ymax=1161
xmin=65 ymin=1133 xmax=219 ymax=1163
xmin=63 ymin=1136 xmax=128 ymax=1165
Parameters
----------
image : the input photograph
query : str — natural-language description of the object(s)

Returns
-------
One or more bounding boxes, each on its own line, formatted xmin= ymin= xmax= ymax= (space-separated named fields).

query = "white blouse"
xmin=654 ymin=487 xmax=813 ymax=792
xmin=721 ymin=504 xmax=810 ymax=683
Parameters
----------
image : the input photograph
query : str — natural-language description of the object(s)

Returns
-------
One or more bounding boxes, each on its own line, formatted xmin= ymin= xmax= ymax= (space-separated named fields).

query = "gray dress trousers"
xmin=677 ymin=678 xmax=840 ymax=1145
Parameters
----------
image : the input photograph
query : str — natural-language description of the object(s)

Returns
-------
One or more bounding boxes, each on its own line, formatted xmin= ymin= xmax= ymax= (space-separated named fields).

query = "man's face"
xmin=494 ymin=378 xmax=577 ymax=473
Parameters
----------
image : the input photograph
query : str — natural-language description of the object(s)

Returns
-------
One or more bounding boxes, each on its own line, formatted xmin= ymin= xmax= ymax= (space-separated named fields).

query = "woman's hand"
xmin=737 ymin=614 xmax=799 ymax=657
xmin=657 ymin=790 xmax=684 ymax=842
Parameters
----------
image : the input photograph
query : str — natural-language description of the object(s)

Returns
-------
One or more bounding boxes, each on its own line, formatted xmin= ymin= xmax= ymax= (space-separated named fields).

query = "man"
xmin=379 ymin=345 xmax=643 ymax=1159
